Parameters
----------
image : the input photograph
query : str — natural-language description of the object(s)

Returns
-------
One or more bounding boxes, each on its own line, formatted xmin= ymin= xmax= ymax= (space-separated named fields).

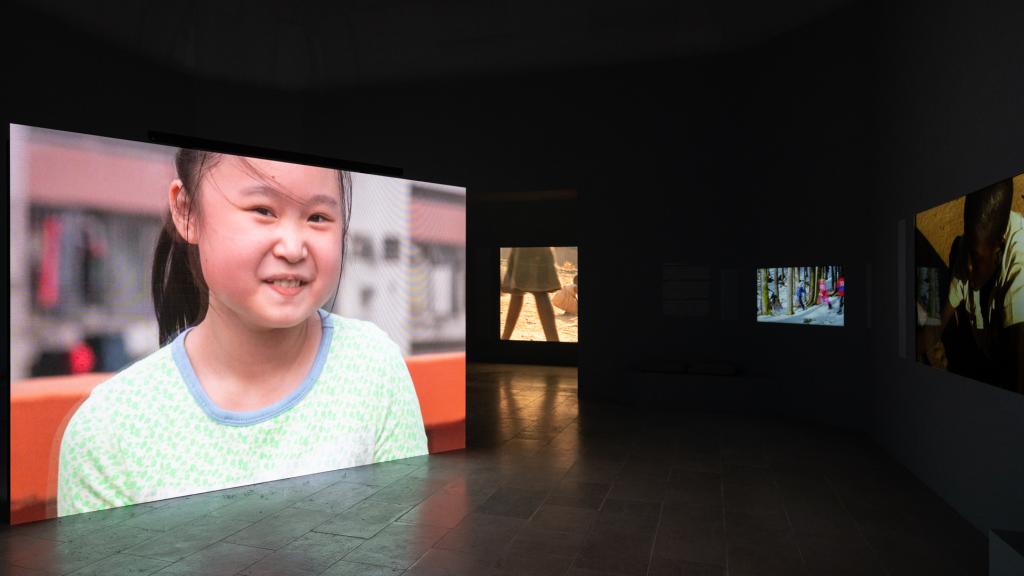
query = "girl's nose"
xmin=272 ymin=232 xmax=309 ymax=263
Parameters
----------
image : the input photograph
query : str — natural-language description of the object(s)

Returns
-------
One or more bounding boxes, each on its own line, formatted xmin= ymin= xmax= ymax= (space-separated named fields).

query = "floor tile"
xmin=225 ymin=507 xmax=333 ymax=550
xmin=293 ymin=482 xmax=383 ymax=516
xmin=11 ymin=525 xmax=163 ymax=575
xmin=476 ymin=486 xmax=549 ymax=519
xmin=545 ymin=480 xmax=611 ymax=510
xmin=151 ymin=542 xmax=270 ymax=576
xmin=239 ymin=532 xmax=364 ymax=576
xmin=653 ymin=520 xmax=727 ymax=567
xmin=343 ymin=523 xmax=448 ymax=569
xmin=506 ymin=525 xmax=586 ymax=559
xmin=64 ymin=553 xmax=170 ymax=576
xmin=368 ymin=477 xmax=450 ymax=508
xmin=321 ymin=560 xmax=406 ymax=575
xmin=122 ymin=515 xmax=250 ymax=562
xmin=434 ymin=513 xmax=525 ymax=557
xmin=315 ymin=501 xmax=413 ymax=539
xmin=528 ymin=504 xmax=599 ymax=534
xmin=397 ymin=490 xmax=482 ymax=529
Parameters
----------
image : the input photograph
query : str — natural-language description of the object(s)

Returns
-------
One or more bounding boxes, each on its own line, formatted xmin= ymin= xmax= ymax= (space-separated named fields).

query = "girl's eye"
xmin=251 ymin=207 xmax=273 ymax=217
xmin=309 ymin=214 xmax=332 ymax=223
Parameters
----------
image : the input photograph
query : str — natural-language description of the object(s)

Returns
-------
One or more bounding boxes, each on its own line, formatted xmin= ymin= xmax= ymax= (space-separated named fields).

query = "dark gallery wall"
xmin=576 ymin=3 xmax=876 ymax=432
xmin=869 ymin=0 xmax=1024 ymax=533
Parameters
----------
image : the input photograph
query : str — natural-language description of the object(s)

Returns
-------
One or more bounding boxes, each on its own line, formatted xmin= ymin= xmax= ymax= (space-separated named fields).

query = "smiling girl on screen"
xmin=58 ymin=150 xmax=428 ymax=516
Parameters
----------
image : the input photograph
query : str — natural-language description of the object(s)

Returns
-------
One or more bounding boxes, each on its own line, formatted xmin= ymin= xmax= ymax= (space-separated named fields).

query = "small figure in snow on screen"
xmin=797 ymin=282 xmax=807 ymax=310
xmin=819 ymin=278 xmax=832 ymax=310
xmin=837 ymin=276 xmax=846 ymax=313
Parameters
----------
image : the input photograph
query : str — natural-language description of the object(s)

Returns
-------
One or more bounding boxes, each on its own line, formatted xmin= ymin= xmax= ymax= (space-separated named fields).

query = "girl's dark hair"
xmin=152 ymin=149 xmax=353 ymax=346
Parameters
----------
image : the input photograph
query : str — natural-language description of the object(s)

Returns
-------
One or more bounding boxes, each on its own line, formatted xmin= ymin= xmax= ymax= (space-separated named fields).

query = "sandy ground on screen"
xmin=499 ymin=264 xmax=578 ymax=342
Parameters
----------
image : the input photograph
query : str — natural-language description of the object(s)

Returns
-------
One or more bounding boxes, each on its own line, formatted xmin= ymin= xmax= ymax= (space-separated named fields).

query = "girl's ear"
xmin=168 ymin=179 xmax=197 ymax=244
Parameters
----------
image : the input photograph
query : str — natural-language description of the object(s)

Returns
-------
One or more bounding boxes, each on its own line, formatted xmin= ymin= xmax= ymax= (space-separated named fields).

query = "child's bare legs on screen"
xmin=502 ymin=292 xmax=560 ymax=341
xmin=502 ymin=293 xmax=525 ymax=340
xmin=535 ymin=292 xmax=560 ymax=342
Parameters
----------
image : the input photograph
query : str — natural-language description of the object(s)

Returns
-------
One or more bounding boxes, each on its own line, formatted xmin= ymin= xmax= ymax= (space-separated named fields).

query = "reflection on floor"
xmin=2 ymin=364 xmax=985 ymax=575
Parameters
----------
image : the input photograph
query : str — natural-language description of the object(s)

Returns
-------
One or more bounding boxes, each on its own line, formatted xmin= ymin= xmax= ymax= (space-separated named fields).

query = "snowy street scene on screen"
xmin=756 ymin=266 xmax=845 ymax=327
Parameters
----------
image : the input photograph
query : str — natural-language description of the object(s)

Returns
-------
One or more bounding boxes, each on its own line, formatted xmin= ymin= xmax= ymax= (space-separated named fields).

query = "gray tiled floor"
xmin=3 ymin=364 xmax=986 ymax=575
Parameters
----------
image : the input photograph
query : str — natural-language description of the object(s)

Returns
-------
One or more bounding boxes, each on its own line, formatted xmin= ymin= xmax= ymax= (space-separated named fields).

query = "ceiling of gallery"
xmin=21 ymin=0 xmax=854 ymax=88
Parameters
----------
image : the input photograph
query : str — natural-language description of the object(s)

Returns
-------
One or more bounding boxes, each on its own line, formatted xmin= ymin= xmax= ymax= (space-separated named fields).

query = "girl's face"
xmin=175 ymin=156 xmax=344 ymax=330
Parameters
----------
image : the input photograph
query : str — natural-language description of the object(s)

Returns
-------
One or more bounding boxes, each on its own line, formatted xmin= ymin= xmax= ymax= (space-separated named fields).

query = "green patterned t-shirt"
xmin=58 ymin=310 xmax=428 ymax=516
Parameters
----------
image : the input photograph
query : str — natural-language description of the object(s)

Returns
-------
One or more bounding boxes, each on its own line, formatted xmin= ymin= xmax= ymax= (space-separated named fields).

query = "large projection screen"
xmin=914 ymin=173 xmax=1024 ymax=394
xmin=8 ymin=124 xmax=466 ymax=523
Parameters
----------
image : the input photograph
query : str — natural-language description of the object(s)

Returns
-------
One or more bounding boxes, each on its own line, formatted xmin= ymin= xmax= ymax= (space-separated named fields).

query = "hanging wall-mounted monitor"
xmin=755 ymin=266 xmax=846 ymax=327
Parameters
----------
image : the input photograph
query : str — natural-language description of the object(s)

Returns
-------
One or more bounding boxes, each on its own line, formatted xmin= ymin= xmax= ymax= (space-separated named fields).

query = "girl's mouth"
xmin=265 ymin=279 xmax=308 ymax=296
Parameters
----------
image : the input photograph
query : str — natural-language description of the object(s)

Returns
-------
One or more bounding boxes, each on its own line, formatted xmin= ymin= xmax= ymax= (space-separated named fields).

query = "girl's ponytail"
xmin=152 ymin=220 xmax=208 ymax=347
xmin=151 ymin=149 xmax=213 ymax=347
